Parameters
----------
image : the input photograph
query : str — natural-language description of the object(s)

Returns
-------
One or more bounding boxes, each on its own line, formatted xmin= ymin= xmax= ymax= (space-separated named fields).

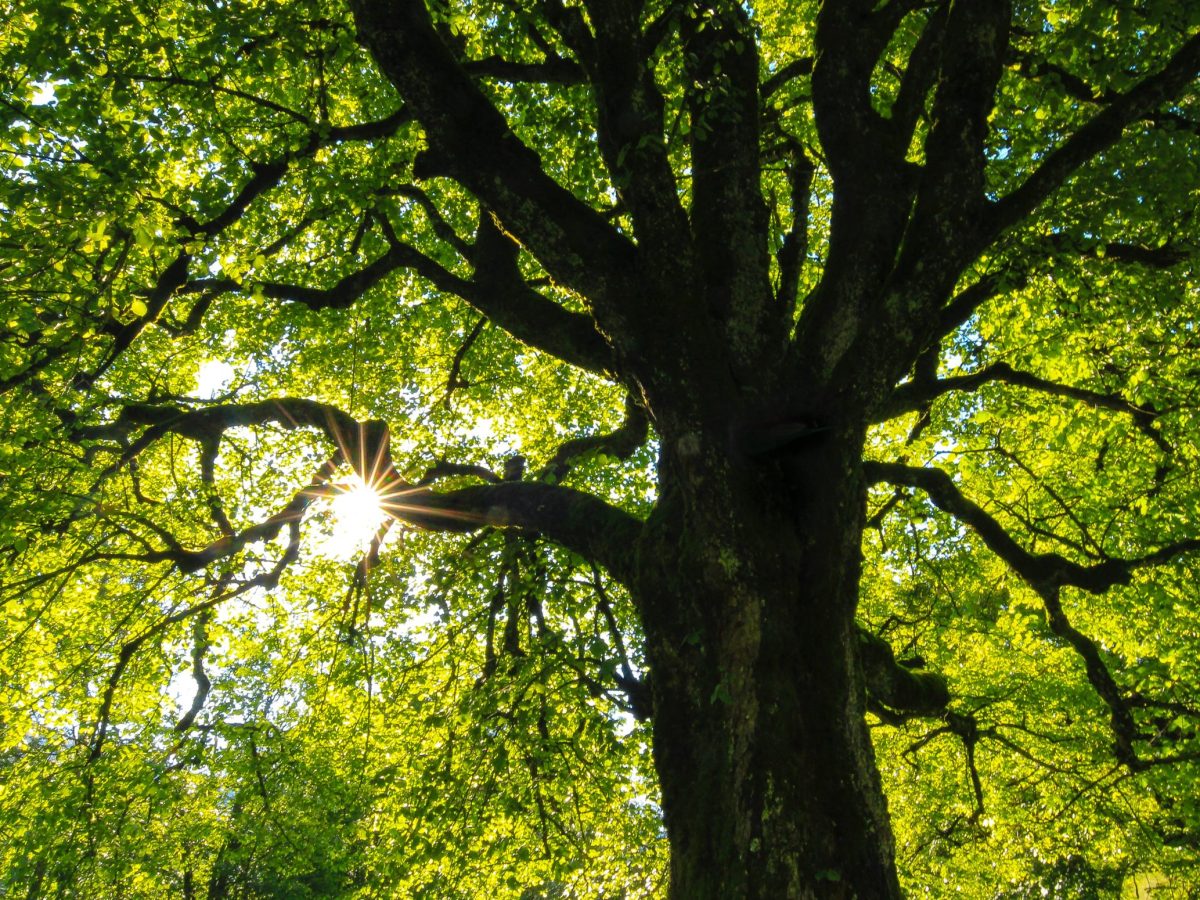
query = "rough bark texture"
xmin=636 ymin=428 xmax=900 ymax=898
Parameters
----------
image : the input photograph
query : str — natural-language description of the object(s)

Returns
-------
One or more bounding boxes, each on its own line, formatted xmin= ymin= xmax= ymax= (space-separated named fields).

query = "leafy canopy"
xmin=1 ymin=0 xmax=1200 ymax=896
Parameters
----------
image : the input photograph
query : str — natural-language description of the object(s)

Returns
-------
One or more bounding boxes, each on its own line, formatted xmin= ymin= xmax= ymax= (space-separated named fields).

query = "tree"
xmin=2 ymin=0 xmax=1200 ymax=895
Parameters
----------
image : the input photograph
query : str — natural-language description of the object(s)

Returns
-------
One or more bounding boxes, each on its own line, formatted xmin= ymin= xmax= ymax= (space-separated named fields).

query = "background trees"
xmin=1 ymin=0 xmax=1199 ymax=895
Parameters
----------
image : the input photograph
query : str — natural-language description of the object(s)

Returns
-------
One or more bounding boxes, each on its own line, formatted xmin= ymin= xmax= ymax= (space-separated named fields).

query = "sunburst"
xmin=312 ymin=419 xmax=493 ymax=557
xmin=322 ymin=475 xmax=390 ymax=558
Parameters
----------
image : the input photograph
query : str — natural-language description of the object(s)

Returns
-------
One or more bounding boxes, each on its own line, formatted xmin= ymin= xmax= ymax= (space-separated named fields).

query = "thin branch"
xmin=416 ymin=460 xmax=502 ymax=486
xmin=89 ymin=541 xmax=298 ymax=762
xmin=1036 ymin=234 xmax=1198 ymax=270
xmin=461 ymin=55 xmax=585 ymax=85
xmin=198 ymin=437 xmax=235 ymax=537
xmin=932 ymin=232 xmax=1192 ymax=345
xmin=775 ymin=142 xmax=814 ymax=314
xmin=880 ymin=360 xmax=1171 ymax=457
xmin=538 ymin=0 xmax=596 ymax=67
xmin=536 ymin=393 xmax=649 ymax=484
xmin=62 ymin=106 xmax=415 ymax=388
xmin=180 ymin=211 xmax=614 ymax=376
xmin=184 ymin=241 xmax=427 ymax=312
xmin=383 ymin=184 xmax=473 ymax=257
xmin=984 ymin=32 xmax=1200 ymax=245
xmin=175 ymin=611 xmax=214 ymax=732
xmin=76 ymin=251 xmax=192 ymax=387
xmin=642 ymin=1 xmax=684 ymax=57
xmin=193 ymin=107 xmax=412 ymax=238
xmin=120 ymin=72 xmax=313 ymax=126
xmin=442 ymin=315 xmax=486 ymax=403
xmin=1007 ymin=46 xmax=1119 ymax=105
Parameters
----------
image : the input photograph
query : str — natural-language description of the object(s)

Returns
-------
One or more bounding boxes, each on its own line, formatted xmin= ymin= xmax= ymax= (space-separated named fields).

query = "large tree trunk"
xmin=634 ymin=423 xmax=900 ymax=898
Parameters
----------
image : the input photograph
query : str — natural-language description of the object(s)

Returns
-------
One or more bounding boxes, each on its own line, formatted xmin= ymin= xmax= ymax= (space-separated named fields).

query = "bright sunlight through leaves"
xmin=324 ymin=476 xmax=388 ymax=558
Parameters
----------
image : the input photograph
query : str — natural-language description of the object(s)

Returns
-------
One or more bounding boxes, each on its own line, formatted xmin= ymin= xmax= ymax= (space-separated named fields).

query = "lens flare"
xmin=324 ymin=476 xmax=388 ymax=557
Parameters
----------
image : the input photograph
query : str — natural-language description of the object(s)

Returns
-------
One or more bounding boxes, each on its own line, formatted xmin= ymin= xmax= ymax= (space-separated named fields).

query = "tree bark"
xmin=634 ymin=425 xmax=900 ymax=898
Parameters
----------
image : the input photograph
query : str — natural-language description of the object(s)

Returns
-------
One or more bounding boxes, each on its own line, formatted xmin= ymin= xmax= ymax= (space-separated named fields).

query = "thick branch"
xmin=583 ymin=0 xmax=692 ymax=275
xmin=384 ymin=482 xmax=642 ymax=586
xmin=461 ymin=55 xmax=586 ymax=85
xmin=858 ymin=627 xmax=949 ymax=718
xmin=795 ymin=1 xmax=930 ymax=383
xmin=812 ymin=0 xmax=909 ymax=180
xmin=761 ymin=57 xmax=813 ymax=100
xmin=887 ymin=3 xmax=949 ymax=143
xmin=897 ymin=0 xmax=1009 ymax=275
xmin=469 ymin=212 xmax=614 ymax=376
xmin=349 ymin=0 xmax=638 ymax=329
xmin=683 ymin=3 xmax=775 ymax=365
xmin=99 ymin=397 xmax=643 ymax=585
xmin=107 ymin=397 xmax=360 ymax=472
xmin=775 ymin=142 xmax=814 ymax=314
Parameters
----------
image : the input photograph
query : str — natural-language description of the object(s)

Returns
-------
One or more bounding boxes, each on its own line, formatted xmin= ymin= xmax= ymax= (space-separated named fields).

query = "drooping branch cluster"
xmin=64 ymin=391 xmax=650 ymax=762
xmin=867 ymin=460 xmax=1200 ymax=769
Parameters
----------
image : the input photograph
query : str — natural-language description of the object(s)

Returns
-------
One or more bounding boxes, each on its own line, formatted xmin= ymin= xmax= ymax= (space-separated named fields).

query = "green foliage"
xmin=1 ymin=0 xmax=1199 ymax=896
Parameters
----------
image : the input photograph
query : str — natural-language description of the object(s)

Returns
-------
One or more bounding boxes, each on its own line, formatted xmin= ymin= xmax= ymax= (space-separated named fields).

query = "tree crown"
xmin=2 ymin=0 xmax=1199 ymax=894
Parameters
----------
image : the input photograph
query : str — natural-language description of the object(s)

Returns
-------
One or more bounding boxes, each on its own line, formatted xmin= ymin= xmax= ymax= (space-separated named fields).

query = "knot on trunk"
xmin=858 ymin=627 xmax=949 ymax=716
